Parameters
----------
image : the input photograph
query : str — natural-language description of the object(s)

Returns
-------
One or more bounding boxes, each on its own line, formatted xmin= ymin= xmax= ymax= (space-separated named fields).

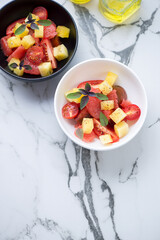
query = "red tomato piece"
xmin=74 ymin=107 xmax=91 ymax=125
xmin=75 ymin=126 xmax=96 ymax=142
xmin=6 ymin=18 xmax=25 ymax=35
xmin=41 ymin=39 xmax=57 ymax=69
xmin=43 ymin=21 xmax=57 ymax=39
xmin=32 ymin=33 xmax=40 ymax=45
xmin=77 ymin=80 xmax=103 ymax=89
xmin=51 ymin=36 xmax=61 ymax=47
xmin=113 ymin=85 xmax=127 ymax=105
xmin=7 ymin=46 xmax=26 ymax=62
xmin=23 ymin=57 xmax=40 ymax=75
xmin=102 ymin=110 xmax=113 ymax=121
xmin=106 ymin=126 xmax=119 ymax=143
xmin=107 ymin=90 xmax=119 ymax=109
xmin=62 ymin=102 xmax=79 ymax=119
xmin=0 ymin=35 xmax=13 ymax=57
xmin=120 ymin=99 xmax=132 ymax=108
xmin=26 ymin=46 xmax=44 ymax=65
xmin=122 ymin=104 xmax=141 ymax=121
xmin=32 ymin=6 xmax=48 ymax=20
xmin=86 ymin=96 xmax=101 ymax=119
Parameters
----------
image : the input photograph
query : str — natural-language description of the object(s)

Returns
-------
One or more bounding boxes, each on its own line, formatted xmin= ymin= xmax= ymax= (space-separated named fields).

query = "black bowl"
xmin=0 ymin=0 xmax=78 ymax=82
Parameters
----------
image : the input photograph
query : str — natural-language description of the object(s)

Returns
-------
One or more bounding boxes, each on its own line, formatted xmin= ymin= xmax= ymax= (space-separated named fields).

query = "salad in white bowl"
xmin=54 ymin=58 xmax=147 ymax=151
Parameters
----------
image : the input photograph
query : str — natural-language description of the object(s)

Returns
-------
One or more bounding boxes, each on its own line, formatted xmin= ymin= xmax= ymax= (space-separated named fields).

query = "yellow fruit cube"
xmin=82 ymin=118 xmax=94 ymax=134
xmin=56 ymin=26 xmax=70 ymax=38
xmin=38 ymin=62 xmax=53 ymax=77
xmin=99 ymin=134 xmax=113 ymax=145
xmin=114 ymin=121 xmax=129 ymax=138
xmin=8 ymin=58 xmax=20 ymax=71
xmin=21 ymin=35 xmax=35 ymax=49
xmin=14 ymin=23 xmax=29 ymax=38
xmin=109 ymin=108 xmax=127 ymax=124
xmin=34 ymin=25 xmax=44 ymax=38
xmin=105 ymin=71 xmax=118 ymax=86
xmin=7 ymin=36 xmax=21 ymax=48
xmin=53 ymin=44 xmax=68 ymax=61
xmin=13 ymin=67 xmax=24 ymax=76
xmin=65 ymin=88 xmax=84 ymax=103
xmin=98 ymin=81 xmax=112 ymax=95
xmin=101 ymin=100 xmax=114 ymax=110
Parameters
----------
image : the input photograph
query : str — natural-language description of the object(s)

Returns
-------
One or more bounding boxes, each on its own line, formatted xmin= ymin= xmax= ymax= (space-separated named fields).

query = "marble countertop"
xmin=0 ymin=0 xmax=160 ymax=239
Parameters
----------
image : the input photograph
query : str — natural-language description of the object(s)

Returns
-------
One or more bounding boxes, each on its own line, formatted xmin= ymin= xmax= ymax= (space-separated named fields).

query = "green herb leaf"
xmin=80 ymin=96 xmax=89 ymax=110
xmin=38 ymin=19 xmax=52 ymax=26
xmin=100 ymin=112 xmax=108 ymax=127
xmin=95 ymin=93 xmax=108 ymax=100
xmin=75 ymin=128 xmax=84 ymax=140
xmin=85 ymin=83 xmax=91 ymax=92
xmin=28 ymin=12 xmax=33 ymax=22
xmin=66 ymin=92 xmax=82 ymax=99
xmin=79 ymin=89 xmax=88 ymax=95
xmin=88 ymin=91 xmax=96 ymax=97
xmin=24 ymin=65 xmax=32 ymax=70
xmin=9 ymin=63 xmax=18 ymax=69
xmin=14 ymin=24 xmax=26 ymax=35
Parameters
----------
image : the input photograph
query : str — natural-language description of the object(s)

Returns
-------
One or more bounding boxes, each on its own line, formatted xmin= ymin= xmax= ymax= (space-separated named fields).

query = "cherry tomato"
xmin=74 ymin=107 xmax=91 ymax=125
xmin=107 ymin=90 xmax=119 ymax=109
xmin=0 ymin=35 xmax=13 ymax=57
xmin=26 ymin=46 xmax=44 ymax=65
xmin=62 ymin=102 xmax=79 ymax=119
xmin=7 ymin=46 xmax=26 ymax=62
xmin=77 ymin=80 xmax=103 ymax=89
xmin=93 ymin=118 xmax=108 ymax=137
xmin=32 ymin=6 xmax=48 ymax=20
xmin=23 ymin=57 xmax=40 ymax=75
xmin=43 ymin=21 xmax=57 ymax=39
xmin=41 ymin=39 xmax=57 ymax=69
xmin=6 ymin=18 xmax=25 ymax=35
xmin=75 ymin=126 xmax=96 ymax=142
xmin=113 ymin=85 xmax=127 ymax=105
xmin=86 ymin=96 xmax=101 ymax=119
xmin=122 ymin=104 xmax=141 ymax=121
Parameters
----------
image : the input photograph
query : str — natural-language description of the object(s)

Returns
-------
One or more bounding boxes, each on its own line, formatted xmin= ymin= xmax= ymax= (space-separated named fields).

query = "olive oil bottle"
xmin=99 ymin=0 xmax=142 ymax=23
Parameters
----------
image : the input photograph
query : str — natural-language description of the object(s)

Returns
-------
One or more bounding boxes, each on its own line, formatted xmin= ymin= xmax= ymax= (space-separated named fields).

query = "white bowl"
xmin=54 ymin=58 xmax=147 ymax=151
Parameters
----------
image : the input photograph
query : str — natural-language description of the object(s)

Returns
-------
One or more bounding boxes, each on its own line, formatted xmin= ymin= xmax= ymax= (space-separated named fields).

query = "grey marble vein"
xmin=119 ymin=157 xmax=139 ymax=183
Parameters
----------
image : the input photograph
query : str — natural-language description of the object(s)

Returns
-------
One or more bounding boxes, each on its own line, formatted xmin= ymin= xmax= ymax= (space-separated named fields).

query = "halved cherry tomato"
xmin=62 ymin=102 xmax=79 ymax=119
xmin=41 ymin=39 xmax=57 ymax=68
xmin=43 ymin=21 xmax=57 ymax=39
xmin=86 ymin=96 xmax=101 ymax=119
xmin=113 ymin=85 xmax=127 ymax=105
xmin=23 ymin=57 xmax=40 ymax=75
xmin=107 ymin=90 xmax=119 ymax=109
xmin=74 ymin=107 xmax=91 ymax=125
xmin=7 ymin=46 xmax=26 ymax=62
xmin=77 ymin=80 xmax=103 ymax=89
xmin=93 ymin=119 xmax=119 ymax=142
xmin=26 ymin=46 xmax=44 ymax=65
xmin=32 ymin=6 xmax=48 ymax=20
xmin=75 ymin=126 xmax=96 ymax=142
xmin=6 ymin=18 xmax=25 ymax=35
xmin=122 ymin=104 xmax=141 ymax=121
xmin=1 ymin=35 xmax=13 ymax=57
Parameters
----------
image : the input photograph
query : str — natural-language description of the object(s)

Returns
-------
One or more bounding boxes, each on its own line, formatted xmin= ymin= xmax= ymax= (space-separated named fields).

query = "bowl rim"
xmin=54 ymin=58 xmax=148 ymax=151
xmin=0 ymin=0 xmax=78 ymax=82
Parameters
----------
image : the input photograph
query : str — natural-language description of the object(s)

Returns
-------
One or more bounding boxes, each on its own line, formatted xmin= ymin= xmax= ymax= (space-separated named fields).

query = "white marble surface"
xmin=0 ymin=0 xmax=160 ymax=239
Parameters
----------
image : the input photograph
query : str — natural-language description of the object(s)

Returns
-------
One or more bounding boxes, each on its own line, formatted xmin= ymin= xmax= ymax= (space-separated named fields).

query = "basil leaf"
xmin=85 ymin=83 xmax=91 ymax=92
xmin=28 ymin=12 xmax=33 ymax=22
xmin=75 ymin=128 xmax=84 ymax=140
xmin=88 ymin=91 xmax=96 ymax=97
xmin=100 ymin=112 xmax=108 ymax=127
xmin=30 ymin=22 xmax=39 ymax=30
xmin=14 ymin=24 xmax=26 ymax=35
xmin=24 ymin=65 xmax=32 ymax=70
xmin=79 ymin=89 xmax=88 ymax=95
xmin=19 ymin=60 xmax=24 ymax=70
xmin=38 ymin=19 xmax=52 ymax=26
xmin=66 ymin=92 xmax=82 ymax=99
xmin=9 ymin=63 xmax=18 ymax=69
xmin=80 ymin=96 xmax=89 ymax=110
xmin=95 ymin=93 xmax=108 ymax=100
